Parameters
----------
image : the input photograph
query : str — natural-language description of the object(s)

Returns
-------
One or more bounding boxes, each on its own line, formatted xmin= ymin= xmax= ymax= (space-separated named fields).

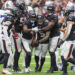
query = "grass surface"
xmin=0 ymin=49 xmax=75 ymax=75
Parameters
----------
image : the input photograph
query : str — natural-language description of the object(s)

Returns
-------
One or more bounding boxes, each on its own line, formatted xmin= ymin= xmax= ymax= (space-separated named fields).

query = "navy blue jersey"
xmin=37 ymin=22 xmax=49 ymax=44
xmin=46 ymin=13 xmax=60 ymax=38
xmin=22 ymin=19 xmax=37 ymax=39
xmin=14 ymin=20 xmax=23 ymax=33
xmin=14 ymin=15 xmax=25 ymax=33
xmin=66 ymin=15 xmax=75 ymax=41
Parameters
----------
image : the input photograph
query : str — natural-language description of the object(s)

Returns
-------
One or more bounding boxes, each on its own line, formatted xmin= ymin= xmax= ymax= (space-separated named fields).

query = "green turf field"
xmin=0 ymin=50 xmax=75 ymax=75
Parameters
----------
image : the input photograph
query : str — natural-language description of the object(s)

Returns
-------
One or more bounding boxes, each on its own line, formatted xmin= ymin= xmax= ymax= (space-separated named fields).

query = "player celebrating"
xmin=8 ymin=2 xmax=28 ymax=73
xmin=43 ymin=4 xmax=60 ymax=73
xmin=34 ymin=13 xmax=50 ymax=72
xmin=22 ymin=11 xmax=38 ymax=73
xmin=0 ymin=0 xmax=15 ymax=74
xmin=57 ymin=0 xmax=75 ymax=75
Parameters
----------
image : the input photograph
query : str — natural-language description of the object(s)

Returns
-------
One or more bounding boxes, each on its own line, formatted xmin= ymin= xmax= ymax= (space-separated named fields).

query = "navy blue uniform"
xmin=22 ymin=19 xmax=37 ymax=40
xmin=14 ymin=19 xmax=23 ymax=33
xmin=37 ymin=22 xmax=49 ymax=44
xmin=46 ymin=13 xmax=60 ymax=38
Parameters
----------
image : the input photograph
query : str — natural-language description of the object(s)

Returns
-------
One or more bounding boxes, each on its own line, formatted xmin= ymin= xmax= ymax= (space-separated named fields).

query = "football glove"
xmin=32 ymin=27 xmax=39 ymax=32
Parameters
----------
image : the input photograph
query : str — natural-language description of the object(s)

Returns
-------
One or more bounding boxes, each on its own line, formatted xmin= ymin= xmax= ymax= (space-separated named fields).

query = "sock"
xmin=61 ymin=56 xmax=67 ymax=73
xmin=25 ymin=52 xmax=31 ymax=68
xmin=28 ymin=55 xmax=31 ymax=67
xmin=13 ymin=52 xmax=20 ymax=69
xmin=50 ymin=52 xmax=57 ymax=68
xmin=39 ymin=57 xmax=45 ymax=71
xmin=35 ymin=55 xmax=39 ymax=67
xmin=3 ymin=53 xmax=9 ymax=68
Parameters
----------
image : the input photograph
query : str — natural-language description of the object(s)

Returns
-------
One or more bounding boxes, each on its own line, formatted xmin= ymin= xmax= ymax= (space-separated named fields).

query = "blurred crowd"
xmin=0 ymin=0 xmax=73 ymax=14
xmin=0 ymin=0 xmax=75 ymax=75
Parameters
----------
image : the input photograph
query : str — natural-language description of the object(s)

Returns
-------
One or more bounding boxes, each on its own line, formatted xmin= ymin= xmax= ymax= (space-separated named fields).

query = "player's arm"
xmin=42 ymin=14 xmax=58 ymax=31
xmin=57 ymin=21 xmax=74 ymax=47
xmin=62 ymin=21 xmax=74 ymax=40
xmin=59 ymin=16 xmax=66 ymax=32
xmin=39 ymin=31 xmax=50 ymax=43
xmin=23 ymin=24 xmax=32 ymax=33
xmin=41 ymin=20 xmax=55 ymax=31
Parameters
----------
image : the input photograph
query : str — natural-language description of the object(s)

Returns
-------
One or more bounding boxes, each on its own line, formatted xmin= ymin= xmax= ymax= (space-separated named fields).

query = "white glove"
xmin=32 ymin=27 xmax=39 ymax=32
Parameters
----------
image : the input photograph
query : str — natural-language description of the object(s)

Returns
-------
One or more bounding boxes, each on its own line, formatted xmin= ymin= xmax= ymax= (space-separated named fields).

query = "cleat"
xmin=47 ymin=67 xmax=54 ymax=73
xmin=12 ymin=67 xmax=24 ymax=73
xmin=25 ymin=68 xmax=30 ymax=73
xmin=47 ymin=66 xmax=58 ymax=73
xmin=35 ymin=64 xmax=39 ymax=72
xmin=37 ymin=67 xmax=42 ymax=72
xmin=54 ymin=66 xmax=58 ymax=71
xmin=37 ymin=68 xmax=41 ymax=72
xmin=2 ymin=69 xmax=12 ymax=74
xmin=61 ymin=73 xmax=68 ymax=75
xmin=25 ymin=68 xmax=33 ymax=73
xmin=28 ymin=68 xmax=33 ymax=72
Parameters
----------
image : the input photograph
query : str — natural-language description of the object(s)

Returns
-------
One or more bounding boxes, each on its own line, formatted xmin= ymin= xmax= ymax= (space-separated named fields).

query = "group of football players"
xmin=0 ymin=0 xmax=75 ymax=75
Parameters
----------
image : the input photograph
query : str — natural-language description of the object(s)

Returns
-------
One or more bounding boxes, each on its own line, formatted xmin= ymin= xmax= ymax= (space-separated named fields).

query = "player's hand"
xmin=32 ymin=27 xmax=39 ymax=32
xmin=57 ymin=39 xmax=64 ymax=48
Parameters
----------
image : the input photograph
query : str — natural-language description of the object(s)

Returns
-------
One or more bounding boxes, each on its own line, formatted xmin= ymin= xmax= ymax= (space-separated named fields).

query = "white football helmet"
xmin=4 ymin=0 xmax=15 ymax=10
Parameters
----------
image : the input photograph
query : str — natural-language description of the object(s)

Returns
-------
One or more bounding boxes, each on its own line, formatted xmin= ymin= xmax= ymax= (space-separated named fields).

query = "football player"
xmin=34 ymin=13 xmax=50 ymax=72
xmin=0 ymin=0 xmax=15 ymax=74
xmin=8 ymin=2 xmax=27 ymax=73
xmin=12 ymin=11 xmax=24 ymax=73
xmin=57 ymin=0 xmax=75 ymax=75
xmin=2 ymin=0 xmax=16 ymax=70
xmin=3 ymin=0 xmax=15 ymax=10
xmin=42 ymin=4 xmax=60 ymax=73
xmin=22 ymin=11 xmax=38 ymax=73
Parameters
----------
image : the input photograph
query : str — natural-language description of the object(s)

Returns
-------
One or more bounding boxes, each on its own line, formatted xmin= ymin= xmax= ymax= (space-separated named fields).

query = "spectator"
xmin=0 ymin=0 xmax=2 ymax=9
